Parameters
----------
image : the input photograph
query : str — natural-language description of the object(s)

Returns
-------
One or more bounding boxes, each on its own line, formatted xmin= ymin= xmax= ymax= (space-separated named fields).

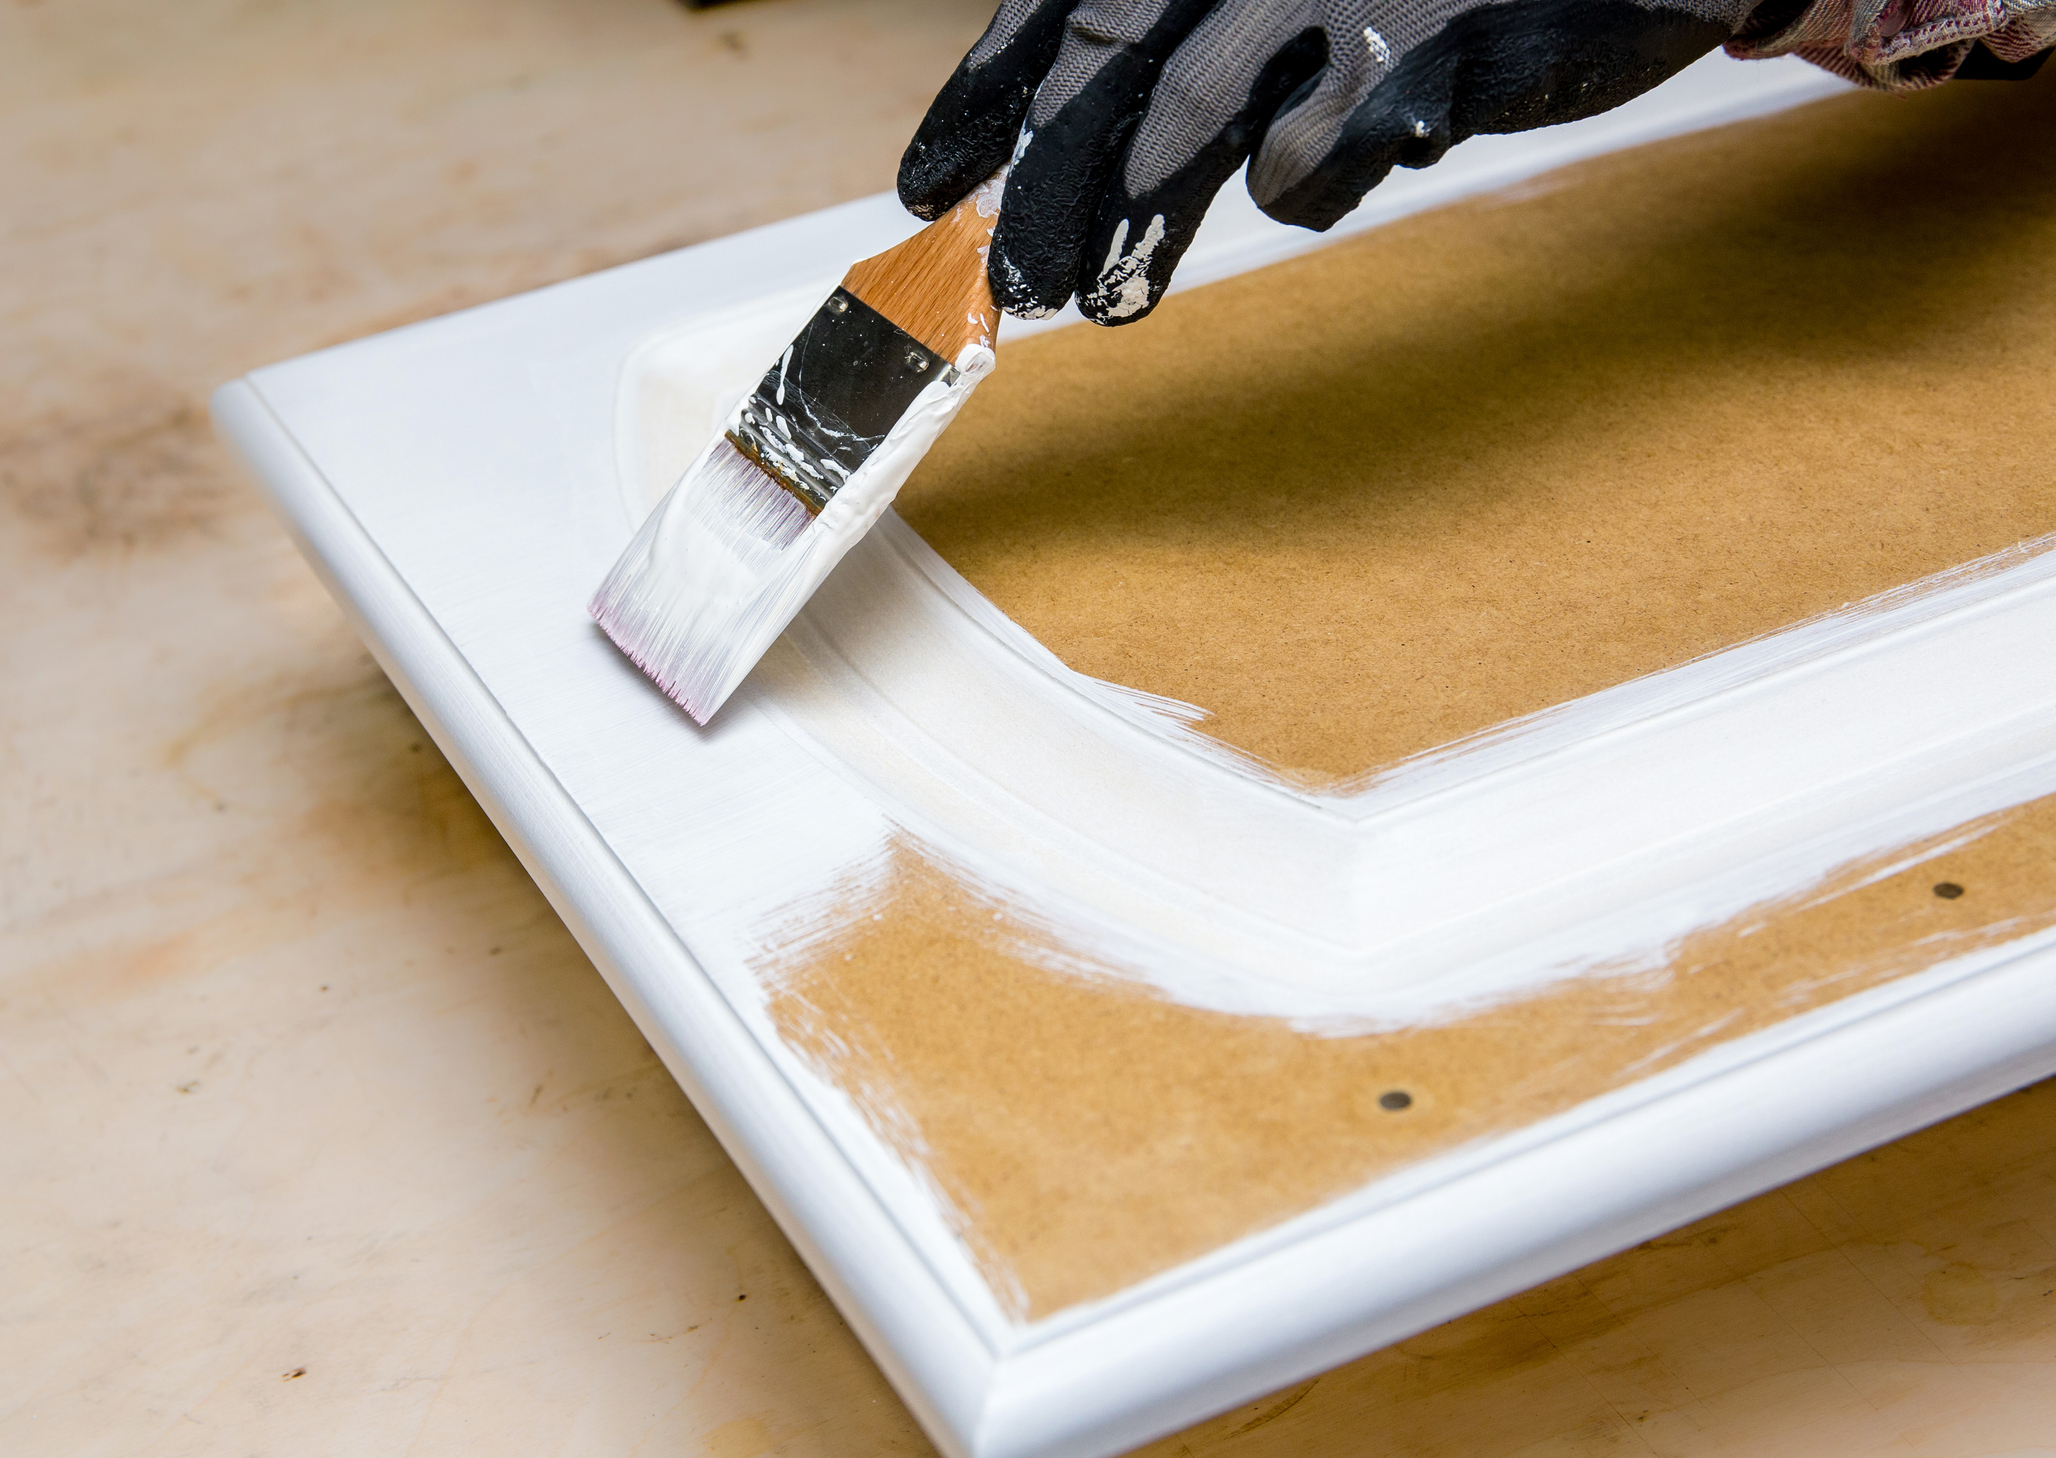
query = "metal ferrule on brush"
xmin=725 ymin=287 xmax=961 ymax=514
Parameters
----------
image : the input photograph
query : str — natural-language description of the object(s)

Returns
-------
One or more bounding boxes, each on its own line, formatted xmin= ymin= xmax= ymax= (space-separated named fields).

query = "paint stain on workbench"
xmin=767 ymin=797 xmax=2056 ymax=1318
xmin=1922 ymin=1264 xmax=2000 ymax=1326
xmin=702 ymin=1413 xmax=773 ymax=1457
xmin=163 ymin=663 xmax=504 ymax=887
xmin=1 ymin=388 xmax=233 ymax=558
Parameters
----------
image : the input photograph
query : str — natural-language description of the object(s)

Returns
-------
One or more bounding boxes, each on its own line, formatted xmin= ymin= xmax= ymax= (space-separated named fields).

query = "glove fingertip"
xmin=988 ymin=236 xmax=1072 ymax=320
xmin=1253 ymin=186 xmax=1358 ymax=233
xmin=896 ymin=147 xmax=954 ymax=221
xmin=1076 ymin=269 xmax=1167 ymax=326
xmin=897 ymin=60 xmax=1043 ymax=222
xmin=1075 ymin=195 xmax=1207 ymax=326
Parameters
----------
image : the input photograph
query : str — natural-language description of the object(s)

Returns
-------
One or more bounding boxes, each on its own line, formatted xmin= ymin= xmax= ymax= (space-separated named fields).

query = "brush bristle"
xmin=589 ymin=437 xmax=811 ymax=722
xmin=702 ymin=438 xmax=814 ymax=550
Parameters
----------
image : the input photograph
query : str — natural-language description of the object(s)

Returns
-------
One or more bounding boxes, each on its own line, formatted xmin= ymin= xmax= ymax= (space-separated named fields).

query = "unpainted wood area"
xmin=901 ymin=69 xmax=2056 ymax=784
xmin=4 ymin=2 xmax=2051 ymax=1455
xmin=770 ymin=807 xmax=2056 ymax=1318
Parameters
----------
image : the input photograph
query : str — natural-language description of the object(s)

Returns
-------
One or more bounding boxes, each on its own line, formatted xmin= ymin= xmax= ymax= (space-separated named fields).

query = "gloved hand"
xmin=899 ymin=0 xmax=1754 ymax=324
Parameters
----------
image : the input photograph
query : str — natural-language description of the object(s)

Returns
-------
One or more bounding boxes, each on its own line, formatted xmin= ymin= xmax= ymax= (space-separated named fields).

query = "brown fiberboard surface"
xmin=768 ymin=798 xmax=2056 ymax=1319
xmin=896 ymin=70 xmax=2056 ymax=784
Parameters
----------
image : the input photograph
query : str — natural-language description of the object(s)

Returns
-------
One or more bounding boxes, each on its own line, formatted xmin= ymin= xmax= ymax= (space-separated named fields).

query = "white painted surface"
xmin=210 ymin=54 xmax=2056 ymax=1458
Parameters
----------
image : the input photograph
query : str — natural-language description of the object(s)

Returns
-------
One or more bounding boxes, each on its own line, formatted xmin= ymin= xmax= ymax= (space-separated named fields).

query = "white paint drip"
xmin=1363 ymin=24 xmax=1393 ymax=66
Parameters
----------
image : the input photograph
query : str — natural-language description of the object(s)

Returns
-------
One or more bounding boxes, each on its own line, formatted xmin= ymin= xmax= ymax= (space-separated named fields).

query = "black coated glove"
xmin=899 ymin=0 xmax=1755 ymax=324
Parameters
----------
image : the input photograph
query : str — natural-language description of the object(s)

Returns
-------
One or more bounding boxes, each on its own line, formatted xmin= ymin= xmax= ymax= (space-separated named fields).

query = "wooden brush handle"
xmin=840 ymin=173 xmax=1003 ymax=363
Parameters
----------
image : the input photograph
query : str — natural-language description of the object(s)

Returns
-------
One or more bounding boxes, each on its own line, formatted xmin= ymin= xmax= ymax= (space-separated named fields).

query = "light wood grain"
xmin=842 ymin=180 xmax=1001 ymax=359
xmin=2 ymin=3 xmax=2051 ymax=1456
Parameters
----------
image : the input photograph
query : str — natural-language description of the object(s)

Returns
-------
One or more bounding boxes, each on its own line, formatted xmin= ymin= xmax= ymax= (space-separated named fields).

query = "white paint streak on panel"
xmin=618 ymin=314 xmax=2056 ymax=1033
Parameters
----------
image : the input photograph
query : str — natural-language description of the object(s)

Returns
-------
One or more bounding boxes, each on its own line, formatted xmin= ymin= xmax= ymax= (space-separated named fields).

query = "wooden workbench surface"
xmin=4 ymin=3 xmax=2051 ymax=1454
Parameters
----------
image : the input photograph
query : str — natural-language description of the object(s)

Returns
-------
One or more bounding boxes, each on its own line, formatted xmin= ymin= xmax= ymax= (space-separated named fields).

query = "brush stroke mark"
xmin=763 ymin=799 xmax=2056 ymax=1317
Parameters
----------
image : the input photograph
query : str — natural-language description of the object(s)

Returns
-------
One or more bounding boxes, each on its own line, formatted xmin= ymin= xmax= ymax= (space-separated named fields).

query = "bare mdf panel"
xmin=771 ymin=800 xmax=2056 ymax=1317
xmin=900 ymin=70 xmax=2056 ymax=784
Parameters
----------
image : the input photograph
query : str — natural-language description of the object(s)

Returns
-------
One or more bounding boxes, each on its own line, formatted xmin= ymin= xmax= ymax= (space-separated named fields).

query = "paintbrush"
xmin=590 ymin=173 xmax=1005 ymax=723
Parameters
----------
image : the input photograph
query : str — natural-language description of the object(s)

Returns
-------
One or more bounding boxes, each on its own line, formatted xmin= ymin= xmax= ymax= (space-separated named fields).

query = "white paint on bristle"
xmin=590 ymin=341 xmax=998 ymax=724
